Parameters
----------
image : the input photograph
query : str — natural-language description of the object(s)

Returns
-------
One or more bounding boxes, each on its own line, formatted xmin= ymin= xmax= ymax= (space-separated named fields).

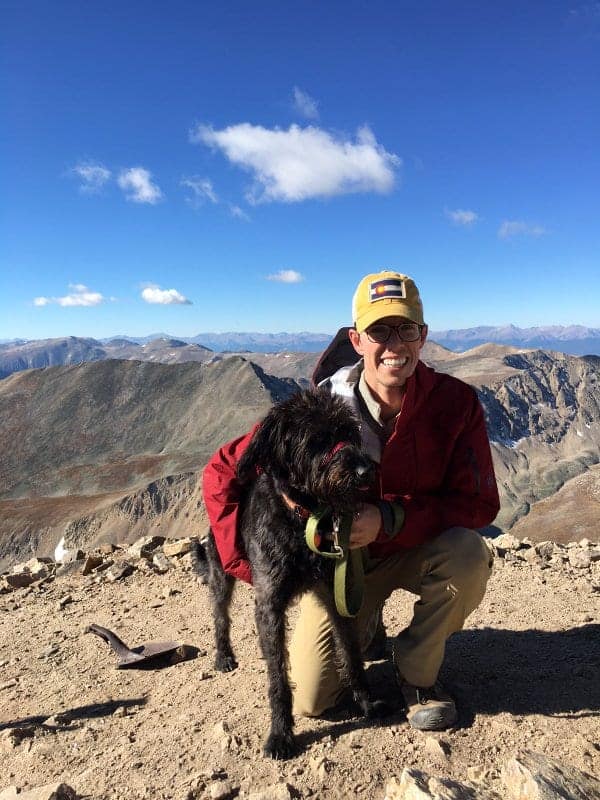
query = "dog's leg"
xmin=253 ymin=587 xmax=297 ymax=760
xmin=315 ymin=587 xmax=390 ymax=720
xmin=205 ymin=534 xmax=238 ymax=672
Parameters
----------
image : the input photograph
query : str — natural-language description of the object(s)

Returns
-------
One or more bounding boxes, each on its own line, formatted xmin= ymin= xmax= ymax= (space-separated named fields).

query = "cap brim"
xmin=355 ymin=300 xmax=423 ymax=332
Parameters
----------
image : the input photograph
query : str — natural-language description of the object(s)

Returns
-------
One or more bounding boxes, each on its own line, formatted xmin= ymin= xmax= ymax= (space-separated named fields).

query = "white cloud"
xmin=33 ymin=284 xmax=105 ymax=308
xmin=445 ymin=208 xmax=479 ymax=226
xmin=141 ymin=285 xmax=192 ymax=305
xmin=191 ymin=122 xmax=400 ymax=203
xmin=72 ymin=162 xmax=111 ymax=193
xmin=181 ymin=176 xmax=218 ymax=206
xmin=292 ymin=87 xmax=319 ymax=120
xmin=498 ymin=220 xmax=546 ymax=239
xmin=118 ymin=167 xmax=163 ymax=204
xmin=266 ymin=269 xmax=304 ymax=284
xmin=228 ymin=204 xmax=250 ymax=221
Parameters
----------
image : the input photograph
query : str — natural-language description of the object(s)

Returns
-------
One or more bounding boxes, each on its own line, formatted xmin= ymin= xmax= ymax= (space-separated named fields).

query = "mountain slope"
xmin=1 ymin=348 xmax=600 ymax=568
xmin=0 ymin=358 xmax=298 ymax=567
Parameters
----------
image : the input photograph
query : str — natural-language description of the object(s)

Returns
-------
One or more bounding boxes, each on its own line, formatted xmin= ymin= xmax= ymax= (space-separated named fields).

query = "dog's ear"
xmin=237 ymin=417 xmax=278 ymax=484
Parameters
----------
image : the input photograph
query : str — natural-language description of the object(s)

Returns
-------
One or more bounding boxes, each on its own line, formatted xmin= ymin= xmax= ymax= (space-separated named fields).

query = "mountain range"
xmin=1 ymin=324 xmax=599 ymax=371
xmin=1 ymin=342 xmax=599 ymax=569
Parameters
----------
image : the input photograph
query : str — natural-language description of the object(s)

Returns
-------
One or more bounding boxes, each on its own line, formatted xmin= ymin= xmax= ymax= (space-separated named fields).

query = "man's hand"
xmin=349 ymin=503 xmax=382 ymax=549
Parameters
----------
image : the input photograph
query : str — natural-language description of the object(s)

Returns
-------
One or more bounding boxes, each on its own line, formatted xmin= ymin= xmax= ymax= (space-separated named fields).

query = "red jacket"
xmin=202 ymin=360 xmax=500 ymax=583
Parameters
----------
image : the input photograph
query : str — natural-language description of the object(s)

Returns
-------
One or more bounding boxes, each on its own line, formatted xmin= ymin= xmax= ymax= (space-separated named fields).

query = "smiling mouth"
xmin=381 ymin=357 xmax=409 ymax=367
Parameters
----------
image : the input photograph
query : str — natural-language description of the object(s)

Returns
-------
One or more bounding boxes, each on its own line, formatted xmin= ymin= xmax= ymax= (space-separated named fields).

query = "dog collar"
xmin=320 ymin=441 xmax=350 ymax=466
xmin=279 ymin=491 xmax=312 ymax=520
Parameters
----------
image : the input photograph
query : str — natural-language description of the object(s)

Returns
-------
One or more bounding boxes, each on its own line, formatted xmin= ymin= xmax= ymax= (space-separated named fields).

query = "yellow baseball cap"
xmin=352 ymin=271 xmax=424 ymax=332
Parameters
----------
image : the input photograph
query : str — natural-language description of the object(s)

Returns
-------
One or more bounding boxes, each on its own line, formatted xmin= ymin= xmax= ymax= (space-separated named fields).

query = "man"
xmin=203 ymin=270 xmax=499 ymax=731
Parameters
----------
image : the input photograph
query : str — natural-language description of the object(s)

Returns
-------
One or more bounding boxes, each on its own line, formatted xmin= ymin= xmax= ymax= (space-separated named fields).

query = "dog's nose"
xmin=356 ymin=463 xmax=370 ymax=477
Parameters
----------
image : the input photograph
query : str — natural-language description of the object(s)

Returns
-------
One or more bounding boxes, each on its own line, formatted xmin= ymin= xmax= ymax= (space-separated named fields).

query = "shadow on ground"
xmin=441 ymin=623 xmax=600 ymax=723
xmin=0 ymin=697 xmax=147 ymax=732
xmin=298 ymin=623 xmax=600 ymax=747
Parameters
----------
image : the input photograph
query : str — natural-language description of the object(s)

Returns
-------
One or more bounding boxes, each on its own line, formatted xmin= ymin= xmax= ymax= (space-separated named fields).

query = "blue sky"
xmin=2 ymin=1 xmax=599 ymax=340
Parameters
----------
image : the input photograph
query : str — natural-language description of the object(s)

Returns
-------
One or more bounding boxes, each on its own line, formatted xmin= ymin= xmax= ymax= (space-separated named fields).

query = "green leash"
xmin=305 ymin=507 xmax=365 ymax=618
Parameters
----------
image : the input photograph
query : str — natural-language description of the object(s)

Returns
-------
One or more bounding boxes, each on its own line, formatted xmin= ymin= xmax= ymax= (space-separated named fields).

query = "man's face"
xmin=348 ymin=316 xmax=427 ymax=394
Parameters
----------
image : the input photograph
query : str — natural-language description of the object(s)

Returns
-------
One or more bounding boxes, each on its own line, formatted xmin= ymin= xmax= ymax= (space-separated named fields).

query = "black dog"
xmin=203 ymin=388 xmax=388 ymax=759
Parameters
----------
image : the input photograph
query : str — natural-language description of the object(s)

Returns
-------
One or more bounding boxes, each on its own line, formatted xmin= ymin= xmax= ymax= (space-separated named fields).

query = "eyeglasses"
xmin=364 ymin=322 xmax=423 ymax=344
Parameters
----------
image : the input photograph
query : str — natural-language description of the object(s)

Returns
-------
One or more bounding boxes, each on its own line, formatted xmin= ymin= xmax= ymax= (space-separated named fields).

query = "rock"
xmin=55 ymin=560 xmax=86 ymax=578
xmin=502 ymin=750 xmax=600 ymax=800
xmin=12 ymin=558 xmax=51 ymax=580
xmin=467 ymin=765 xmax=492 ymax=782
xmin=163 ymin=537 xmax=195 ymax=557
xmin=535 ymin=542 xmax=555 ymax=560
xmin=248 ymin=783 xmax=294 ymax=800
xmin=127 ymin=535 xmax=166 ymax=560
xmin=57 ymin=595 xmax=73 ymax=609
xmin=97 ymin=543 xmax=117 ymax=555
xmin=0 ymin=787 xmax=19 ymax=799
xmin=493 ymin=533 xmax=522 ymax=553
xmin=105 ymin=562 xmax=134 ymax=582
xmin=5 ymin=572 xmax=35 ymax=589
xmin=521 ymin=547 xmax=540 ymax=565
xmin=0 ymin=726 xmax=35 ymax=749
xmin=0 ymin=679 xmax=18 ymax=691
xmin=309 ymin=755 xmax=333 ymax=781
xmin=384 ymin=768 xmax=504 ymax=799
xmin=152 ymin=552 xmax=172 ymax=573
xmin=568 ymin=550 xmax=592 ymax=570
xmin=385 ymin=770 xmax=430 ymax=799
xmin=589 ymin=549 xmax=600 ymax=562
xmin=423 ymin=736 xmax=450 ymax=761
xmin=39 ymin=644 xmax=59 ymax=659
xmin=346 ymin=731 xmax=362 ymax=749
xmin=43 ymin=712 xmax=73 ymax=727
xmin=208 ymin=780 xmax=232 ymax=800
xmin=212 ymin=720 xmax=229 ymax=737
xmin=81 ymin=555 xmax=104 ymax=575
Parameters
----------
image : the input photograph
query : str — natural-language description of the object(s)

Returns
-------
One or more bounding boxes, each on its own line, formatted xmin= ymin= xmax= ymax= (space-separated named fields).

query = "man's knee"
xmin=432 ymin=527 xmax=493 ymax=582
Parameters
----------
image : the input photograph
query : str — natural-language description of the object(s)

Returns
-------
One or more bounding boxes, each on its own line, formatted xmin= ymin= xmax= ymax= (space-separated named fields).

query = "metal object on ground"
xmin=85 ymin=623 xmax=183 ymax=668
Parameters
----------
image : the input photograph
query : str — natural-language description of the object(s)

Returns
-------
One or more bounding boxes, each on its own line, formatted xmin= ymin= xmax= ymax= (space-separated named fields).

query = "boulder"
xmin=502 ymin=750 xmax=600 ymax=800
xmin=163 ymin=537 xmax=195 ymax=557
xmin=127 ymin=536 xmax=165 ymax=560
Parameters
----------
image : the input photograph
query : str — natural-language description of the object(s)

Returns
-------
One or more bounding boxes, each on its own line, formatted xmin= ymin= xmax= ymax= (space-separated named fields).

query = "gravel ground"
xmin=0 ymin=541 xmax=598 ymax=799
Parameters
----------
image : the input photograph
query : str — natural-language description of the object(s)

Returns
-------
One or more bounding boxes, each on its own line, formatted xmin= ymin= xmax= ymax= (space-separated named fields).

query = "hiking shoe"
xmin=399 ymin=680 xmax=457 ymax=731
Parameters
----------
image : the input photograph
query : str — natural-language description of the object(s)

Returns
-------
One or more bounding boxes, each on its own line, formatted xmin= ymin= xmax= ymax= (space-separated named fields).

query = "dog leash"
xmin=305 ymin=507 xmax=364 ymax=618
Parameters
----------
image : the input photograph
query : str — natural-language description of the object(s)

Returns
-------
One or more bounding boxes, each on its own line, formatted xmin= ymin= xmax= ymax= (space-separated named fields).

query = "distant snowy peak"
xmin=429 ymin=325 xmax=600 ymax=356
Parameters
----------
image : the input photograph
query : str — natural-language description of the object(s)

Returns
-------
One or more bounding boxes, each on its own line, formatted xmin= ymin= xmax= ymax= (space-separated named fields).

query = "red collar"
xmin=280 ymin=491 xmax=312 ymax=520
xmin=321 ymin=440 xmax=349 ymax=466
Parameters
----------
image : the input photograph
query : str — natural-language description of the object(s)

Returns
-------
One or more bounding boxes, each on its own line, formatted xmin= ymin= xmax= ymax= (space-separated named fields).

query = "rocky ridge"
xmin=1 ymin=347 xmax=600 ymax=571
xmin=0 ymin=533 xmax=598 ymax=799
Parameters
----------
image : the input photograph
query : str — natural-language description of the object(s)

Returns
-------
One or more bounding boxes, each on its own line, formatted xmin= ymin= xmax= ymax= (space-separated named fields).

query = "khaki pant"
xmin=289 ymin=527 xmax=494 ymax=717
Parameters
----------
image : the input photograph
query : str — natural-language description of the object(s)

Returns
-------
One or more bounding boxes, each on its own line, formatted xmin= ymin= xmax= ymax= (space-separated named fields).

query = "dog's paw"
xmin=214 ymin=653 xmax=238 ymax=672
xmin=363 ymin=698 xmax=392 ymax=719
xmin=263 ymin=731 xmax=298 ymax=760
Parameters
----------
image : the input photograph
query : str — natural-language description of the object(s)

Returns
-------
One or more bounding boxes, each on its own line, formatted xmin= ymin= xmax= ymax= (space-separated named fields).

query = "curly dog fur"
xmin=203 ymin=388 xmax=388 ymax=759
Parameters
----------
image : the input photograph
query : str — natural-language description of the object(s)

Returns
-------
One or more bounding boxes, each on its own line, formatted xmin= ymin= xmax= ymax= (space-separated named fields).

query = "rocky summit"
xmin=0 ymin=533 xmax=598 ymax=799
